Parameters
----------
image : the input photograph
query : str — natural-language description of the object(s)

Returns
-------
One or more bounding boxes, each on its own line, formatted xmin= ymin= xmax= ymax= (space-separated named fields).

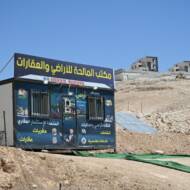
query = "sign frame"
xmin=14 ymin=53 xmax=114 ymax=89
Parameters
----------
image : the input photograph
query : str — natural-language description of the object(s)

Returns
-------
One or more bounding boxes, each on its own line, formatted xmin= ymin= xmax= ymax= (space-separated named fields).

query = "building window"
xmin=184 ymin=66 xmax=188 ymax=72
xmin=31 ymin=91 xmax=49 ymax=117
xmin=88 ymin=96 xmax=104 ymax=121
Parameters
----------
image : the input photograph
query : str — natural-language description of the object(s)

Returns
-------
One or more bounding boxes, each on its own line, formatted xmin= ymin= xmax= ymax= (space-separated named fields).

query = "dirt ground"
xmin=0 ymin=146 xmax=190 ymax=190
xmin=116 ymin=127 xmax=190 ymax=154
xmin=1 ymin=78 xmax=190 ymax=190
xmin=116 ymin=79 xmax=190 ymax=134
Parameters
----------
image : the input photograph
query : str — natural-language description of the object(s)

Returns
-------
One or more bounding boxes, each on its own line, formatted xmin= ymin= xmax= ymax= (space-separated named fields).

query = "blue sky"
xmin=0 ymin=0 xmax=190 ymax=79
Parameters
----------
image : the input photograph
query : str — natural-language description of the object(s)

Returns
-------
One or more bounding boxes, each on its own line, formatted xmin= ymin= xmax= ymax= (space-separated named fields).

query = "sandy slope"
xmin=116 ymin=79 xmax=190 ymax=113
xmin=116 ymin=127 xmax=190 ymax=154
xmin=0 ymin=146 xmax=190 ymax=190
xmin=115 ymin=79 xmax=190 ymax=155
xmin=116 ymin=79 xmax=190 ymax=133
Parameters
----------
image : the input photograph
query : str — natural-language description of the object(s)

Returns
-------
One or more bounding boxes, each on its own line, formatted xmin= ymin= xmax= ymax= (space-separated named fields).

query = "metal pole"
xmin=3 ymin=111 xmax=7 ymax=146
xmin=59 ymin=183 xmax=62 ymax=190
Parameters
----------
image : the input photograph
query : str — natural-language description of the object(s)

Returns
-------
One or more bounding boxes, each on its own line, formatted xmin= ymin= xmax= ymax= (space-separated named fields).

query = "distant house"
xmin=169 ymin=61 xmax=190 ymax=72
xmin=131 ymin=56 xmax=158 ymax=72
xmin=114 ymin=56 xmax=159 ymax=81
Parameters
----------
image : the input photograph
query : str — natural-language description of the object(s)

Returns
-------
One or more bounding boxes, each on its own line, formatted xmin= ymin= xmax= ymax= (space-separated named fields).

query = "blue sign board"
xmin=14 ymin=53 xmax=114 ymax=89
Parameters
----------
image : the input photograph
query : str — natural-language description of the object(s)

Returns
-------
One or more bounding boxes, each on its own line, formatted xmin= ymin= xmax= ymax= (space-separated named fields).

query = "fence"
xmin=0 ymin=111 xmax=7 ymax=146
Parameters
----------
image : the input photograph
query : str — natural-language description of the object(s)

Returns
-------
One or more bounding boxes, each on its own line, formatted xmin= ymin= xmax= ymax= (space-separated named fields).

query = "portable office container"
xmin=0 ymin=53 xmax=115 ymax=150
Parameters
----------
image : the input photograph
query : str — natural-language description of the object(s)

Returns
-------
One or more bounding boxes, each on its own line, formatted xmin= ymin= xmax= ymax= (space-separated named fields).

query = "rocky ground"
xmin=116 ymin=127 xmax=190 ymax=154
xmin=0 ymin=146 xmax=190 ymax=190
xmin=116 ymin=79 xmax=190 ymax=134
xmin=116 ymin=78 xmax=190 ymax=155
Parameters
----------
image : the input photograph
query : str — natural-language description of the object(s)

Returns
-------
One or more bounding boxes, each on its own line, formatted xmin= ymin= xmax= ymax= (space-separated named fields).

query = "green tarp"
xmin=73 ymin=151 xmax=190 ymax=174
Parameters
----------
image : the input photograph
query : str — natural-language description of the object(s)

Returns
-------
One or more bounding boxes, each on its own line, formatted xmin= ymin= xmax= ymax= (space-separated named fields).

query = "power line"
xmin=0 ymin=55 xmax=14 ymax=74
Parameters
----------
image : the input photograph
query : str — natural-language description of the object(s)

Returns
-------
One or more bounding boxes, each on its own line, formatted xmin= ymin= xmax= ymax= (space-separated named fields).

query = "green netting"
xmin=73 ymin=151 xmax=190 ymax=173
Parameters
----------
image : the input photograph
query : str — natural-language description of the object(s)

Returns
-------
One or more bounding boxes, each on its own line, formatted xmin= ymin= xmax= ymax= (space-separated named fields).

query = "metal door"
xmin=61 ymin=96 xmax=77 ymax=148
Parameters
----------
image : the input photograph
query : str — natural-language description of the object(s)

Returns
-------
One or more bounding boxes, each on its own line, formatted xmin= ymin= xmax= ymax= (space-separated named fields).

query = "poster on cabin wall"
xmin=14 ymin=83 xmax=115 ymax=149
xmin=77 ymin=121 xmax=115 ymax=147
xmin=76 ymin=96 xmax=115 ymax=147
xmin=15 ymin=87 xmax=63 ymax=148
xmin=14 ymin=53 xmax=114 ymax=89
xmin=16 ymin=89 xmax=29 ymax=117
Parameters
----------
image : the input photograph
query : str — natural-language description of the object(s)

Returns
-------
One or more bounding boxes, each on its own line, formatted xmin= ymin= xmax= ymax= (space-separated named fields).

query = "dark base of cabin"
xmin=15 ymin=145 xmax=116 ymax=155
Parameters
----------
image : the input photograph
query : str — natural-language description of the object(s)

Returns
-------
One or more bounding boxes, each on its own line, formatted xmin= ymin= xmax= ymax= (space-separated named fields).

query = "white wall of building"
xmin=0 ymin=83 xmax=14 ymax=146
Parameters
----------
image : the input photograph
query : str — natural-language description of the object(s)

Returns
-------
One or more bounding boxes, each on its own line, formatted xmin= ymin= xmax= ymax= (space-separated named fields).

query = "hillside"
xmin=116 ymin=79 xmax=190 ymax=133
xmin=116 ymin=78 xmax=190 ymax=154
xmin=0 ymin=146 xmax=190 ymax=190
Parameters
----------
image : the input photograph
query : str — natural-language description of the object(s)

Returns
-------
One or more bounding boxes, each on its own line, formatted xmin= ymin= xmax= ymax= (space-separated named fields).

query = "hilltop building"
xmin=169 ymin=61 xmax=190 ymax=72
xmin=115 ymin=56 xmax=159 ymax=81
xmin=131 ymin=56 xmax=158 ymax=72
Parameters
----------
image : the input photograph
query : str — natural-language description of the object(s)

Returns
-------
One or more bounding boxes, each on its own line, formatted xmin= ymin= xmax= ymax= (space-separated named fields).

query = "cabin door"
xmin=61 ymin=96 xmax=77 ymax=148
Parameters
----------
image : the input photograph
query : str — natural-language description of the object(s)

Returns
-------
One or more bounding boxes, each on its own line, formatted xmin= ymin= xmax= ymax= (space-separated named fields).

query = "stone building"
xmin=114 ymin=69 xmax=142 ymax=81
xmin=169 ymin=61 xmax=190 ymax=72
xmin=131 ymin=56 xmax=158 ymax=72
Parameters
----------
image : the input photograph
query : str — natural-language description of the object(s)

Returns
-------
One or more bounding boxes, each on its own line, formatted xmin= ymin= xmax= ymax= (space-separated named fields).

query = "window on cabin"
xmin=31 ymin=91 xmax=49 ymax=117
xmin=88 ymin=96 xmax=104 ymax=121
